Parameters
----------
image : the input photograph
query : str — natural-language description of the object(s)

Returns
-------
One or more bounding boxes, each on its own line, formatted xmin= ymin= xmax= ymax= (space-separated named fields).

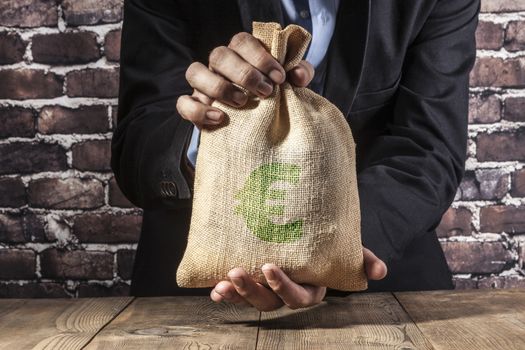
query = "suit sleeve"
xmin=358 ymin=0 xmax=480 ymax=263
xmin=111 ymin=0 xmax=196 ymax=209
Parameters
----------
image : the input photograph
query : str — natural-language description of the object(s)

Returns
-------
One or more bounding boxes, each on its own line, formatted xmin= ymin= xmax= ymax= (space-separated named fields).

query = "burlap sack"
xmin=176 ymin=21 xmax=367 ymax=291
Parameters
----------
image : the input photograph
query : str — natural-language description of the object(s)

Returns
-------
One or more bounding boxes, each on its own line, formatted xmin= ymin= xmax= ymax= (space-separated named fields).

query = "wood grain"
xmin=3 ymin=290 xmax=525 ymax=349
xmin=0 ymin=297 xmax=133 ymax=350
xmin=256 ymin=292 xmax=433 ymax=349
xmin=395 ymin=288 xmax=525 ymax=350
xmin=84 ymin=296 xmax=261 ymax=349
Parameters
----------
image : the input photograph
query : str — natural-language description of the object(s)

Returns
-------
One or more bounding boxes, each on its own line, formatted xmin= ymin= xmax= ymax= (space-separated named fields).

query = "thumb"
xmin=363 ymin=247 xmax=388 ymax=280
xmin=287 ymin=60 xmax=315 ymax=87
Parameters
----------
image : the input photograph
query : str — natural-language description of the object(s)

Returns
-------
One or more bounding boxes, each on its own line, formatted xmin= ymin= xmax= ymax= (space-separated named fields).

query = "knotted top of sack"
xmin=252 ymin=22 xmax=312 ymax=73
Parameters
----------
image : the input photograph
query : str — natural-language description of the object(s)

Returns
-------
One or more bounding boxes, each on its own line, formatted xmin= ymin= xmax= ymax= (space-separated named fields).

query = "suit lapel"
xmin=324 ymin=0 xmax=371 ymax=117
xmin=237 ymin=0 xmax=285 ymax=33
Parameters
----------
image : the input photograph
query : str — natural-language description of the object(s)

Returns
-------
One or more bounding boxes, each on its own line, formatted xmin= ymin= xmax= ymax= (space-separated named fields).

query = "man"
xmin=111 ymin=0 xmax=480 ymax=311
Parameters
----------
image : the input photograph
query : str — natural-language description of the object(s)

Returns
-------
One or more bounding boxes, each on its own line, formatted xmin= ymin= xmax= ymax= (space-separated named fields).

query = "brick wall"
xmin=0 ymin=0 xmax=523 ymax=297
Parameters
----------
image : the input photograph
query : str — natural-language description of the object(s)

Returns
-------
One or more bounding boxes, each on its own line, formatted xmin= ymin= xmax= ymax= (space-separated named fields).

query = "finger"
xmin=209 ymin=46 xmax=274 ymax=98
xmin=211 ymin=281 xmax=248 ymax=304
xmin=287 ymin=60 xmax=315 ymax=87
xmin=302 ymin=284 xmax=327 ymax=304
xmin=211 ymin=289 xmax=250 ymax=305
xmin=185 ymin=61 xmax=248 ymax=107
xmin=261 ymin=263 xmax=322 ymax=310
xmin=192 ymin=89 xmax=214 ymax=105
xmin=228 ymin=32 xmax=285 ymax=84
xmin=176 ymin=95 xmax=224 ymax=129
xmin=215 ymin=281 xmax=247 ymax=304
xmin=227 ymin=268 xmax=284 ymax=312
xmin=363 ymin=247 xmax=388 ymax=280
xmin=210 ymin=287 xmax=223 ymax=303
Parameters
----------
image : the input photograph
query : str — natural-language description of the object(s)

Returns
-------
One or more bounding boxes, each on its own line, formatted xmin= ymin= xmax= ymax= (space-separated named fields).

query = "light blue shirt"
xmin=186 ymin=0 xmax=340 ymax=167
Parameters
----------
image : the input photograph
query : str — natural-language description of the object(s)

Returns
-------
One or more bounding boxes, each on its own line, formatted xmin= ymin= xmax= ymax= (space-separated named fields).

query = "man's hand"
xmin=210 ymin=247 xmax=387 ymax=312
xmin=176 ymin=32 xmax=314 ymax=130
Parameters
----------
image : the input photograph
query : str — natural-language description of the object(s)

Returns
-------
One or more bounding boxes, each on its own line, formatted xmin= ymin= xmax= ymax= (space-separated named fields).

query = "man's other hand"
xmin=176 ymin=32 xmax=314 ymax=130
xmin=210 ymin=247 xmax=387 ymax=312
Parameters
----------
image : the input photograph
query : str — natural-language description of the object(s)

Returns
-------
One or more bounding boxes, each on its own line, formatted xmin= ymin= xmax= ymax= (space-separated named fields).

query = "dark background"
xmin=0 ymin=0 xmax=524 ymax=297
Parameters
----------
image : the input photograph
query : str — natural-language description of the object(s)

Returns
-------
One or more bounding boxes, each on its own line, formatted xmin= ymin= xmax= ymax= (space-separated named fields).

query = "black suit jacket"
xmin=111 ymin=0 xmax=480 ymax=296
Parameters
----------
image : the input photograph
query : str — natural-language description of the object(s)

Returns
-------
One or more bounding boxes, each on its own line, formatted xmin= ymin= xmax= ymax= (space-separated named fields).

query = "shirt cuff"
xmin=186 ymin=125 xmax=201 ymax=168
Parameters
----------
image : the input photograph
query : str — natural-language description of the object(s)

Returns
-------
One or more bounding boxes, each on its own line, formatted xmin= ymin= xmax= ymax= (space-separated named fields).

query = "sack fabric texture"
xmin=176 ymin=21 xmax=367 ymax=291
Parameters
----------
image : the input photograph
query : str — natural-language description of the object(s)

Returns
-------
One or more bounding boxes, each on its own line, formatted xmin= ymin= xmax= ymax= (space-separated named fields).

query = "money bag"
xmin=176 ymin=21 xmax=367 ymax=291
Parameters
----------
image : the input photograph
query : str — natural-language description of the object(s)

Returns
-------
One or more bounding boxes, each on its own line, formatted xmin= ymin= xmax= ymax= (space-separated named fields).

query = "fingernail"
xmin=269 ymin=69 xmax=284 ymax=83
xmin=263 ymin=268 xmax=275 ymax=281
xmin=232 ymin=90 xmax=247 ymax=106
xmin=214 ymin=287 xmax=232 ymax=299
xmin=262 ymin=264 xmax=276 ymax=281
xmin=206 ymin=110 xmax=222 ymax=121
xmin=230 ymin=277 xmax=244 ymax=289
xmin=256 ymin=78 xmax=273 ymax=96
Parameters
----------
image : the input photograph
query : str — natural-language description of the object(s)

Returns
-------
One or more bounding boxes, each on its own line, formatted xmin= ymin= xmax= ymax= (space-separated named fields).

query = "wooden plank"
xmin=395 ymin=288 xmax=525 ymax=350
xmin=0 ymin=297 xmax=133 ymax=350
xmin=84 ymin=296 xmax=261 ymax=349
xmin=256 ymin=292 xmax=433 ymax=349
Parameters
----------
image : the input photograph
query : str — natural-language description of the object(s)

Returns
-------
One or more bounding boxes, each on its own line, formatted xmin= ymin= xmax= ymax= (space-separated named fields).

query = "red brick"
xmin=0 ymin=212 xmax=45 ymax=243
xmin=504 ymin=96 xmax=525 ymax=122
xmin=470 ymin=57 xmax=525 ymax=87
xmin=0 ymin=282 xmax=68 ymax=298
xmin=28 ymin=178 xmax=104 ymax=209
xmin=452 ymin=277 xmax=477 ymax=290
xmin=481 ymin=0 xmax=525 ymax=12
xmin=475 ymin=21 xmax=504 ymax=50
xmin=0 ymin=250 xmax=35 ymax=279
xmin=468 ymin=93 xmax=501 ymax=124
xmin=476 ymin=130 xmax=525 ymax=162
xmin=512 ymin=168 xmax=525 ymax=197
xmin=0 ymin=70 xmax=63 ymax=99
xmin=480 ymin=205 xmax=525 ymax=234
xmin=109 ymin=177 xmax=135 ymax=207
xmin=77 ymin=282 xmax=130 ymax=297
xmin=62 ymin=0 xmax=123 ymax=26
xmin=476 ymin=168 xmax=509 ymax=200
xmin=66 ymin=68 xmax=119 ymax=98
xmin=436 ymin=207 xmax=473 ymax=238
xmin=0 ymin=177 xmax=25 ymax=207
xmin=0 ymin=107 xmax=35 ymax=138
xmin=441 ymin=241 xmax=512 ymax=274
xmin=104 ymin=29 xmax=121 ymax=62
xmin=40 ymin=249 xmax=113 ymax=280
xmin=0 ymin=32 xmax=26 ymax=64
xmin=24 ymin=213 xmax=46 ymax=242
xmin=117 ymin=250 xmax=135 ymax=279
xmin=505 ymin=21 xmax=525 ymax=51
xmin=0 ymin=0 xmax=57 ymax=28
xmin=73 ymin=213 xmax=142 ymax=243
xmin=458 ymin=171 xmax=480 ymax=200
xmin=72 ymin=140 xmax=111 ymax=171
xmin=32 ymin=32 xmax=100 ymax=65
xmin=477 ymin=276 xmax=525 ymax=289
xmin=111 ymin=105 xmax=118 ymax=129
xmin=38 ymin=105 xmax=109 ymax=134
xmin=0 ymin=142 xmax=67 ymax=175
xmin=0 ymin=213 xmax=25 ymax=243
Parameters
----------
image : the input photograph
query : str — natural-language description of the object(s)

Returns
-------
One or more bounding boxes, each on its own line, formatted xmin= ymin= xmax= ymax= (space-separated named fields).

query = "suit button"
xmin=299 ymin=9 xmax=310 ymax=19
xmin=160 ymin=181 xmax=178 ymax=197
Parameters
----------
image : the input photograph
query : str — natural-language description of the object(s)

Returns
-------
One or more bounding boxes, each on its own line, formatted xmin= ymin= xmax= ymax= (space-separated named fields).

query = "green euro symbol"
xmin=234 ymin=162 xmax=303 ymax=243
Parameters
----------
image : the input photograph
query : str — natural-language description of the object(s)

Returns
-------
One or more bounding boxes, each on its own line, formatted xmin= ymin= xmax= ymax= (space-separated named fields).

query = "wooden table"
xmin=1 ymin=288 xmax=524 ymax=349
